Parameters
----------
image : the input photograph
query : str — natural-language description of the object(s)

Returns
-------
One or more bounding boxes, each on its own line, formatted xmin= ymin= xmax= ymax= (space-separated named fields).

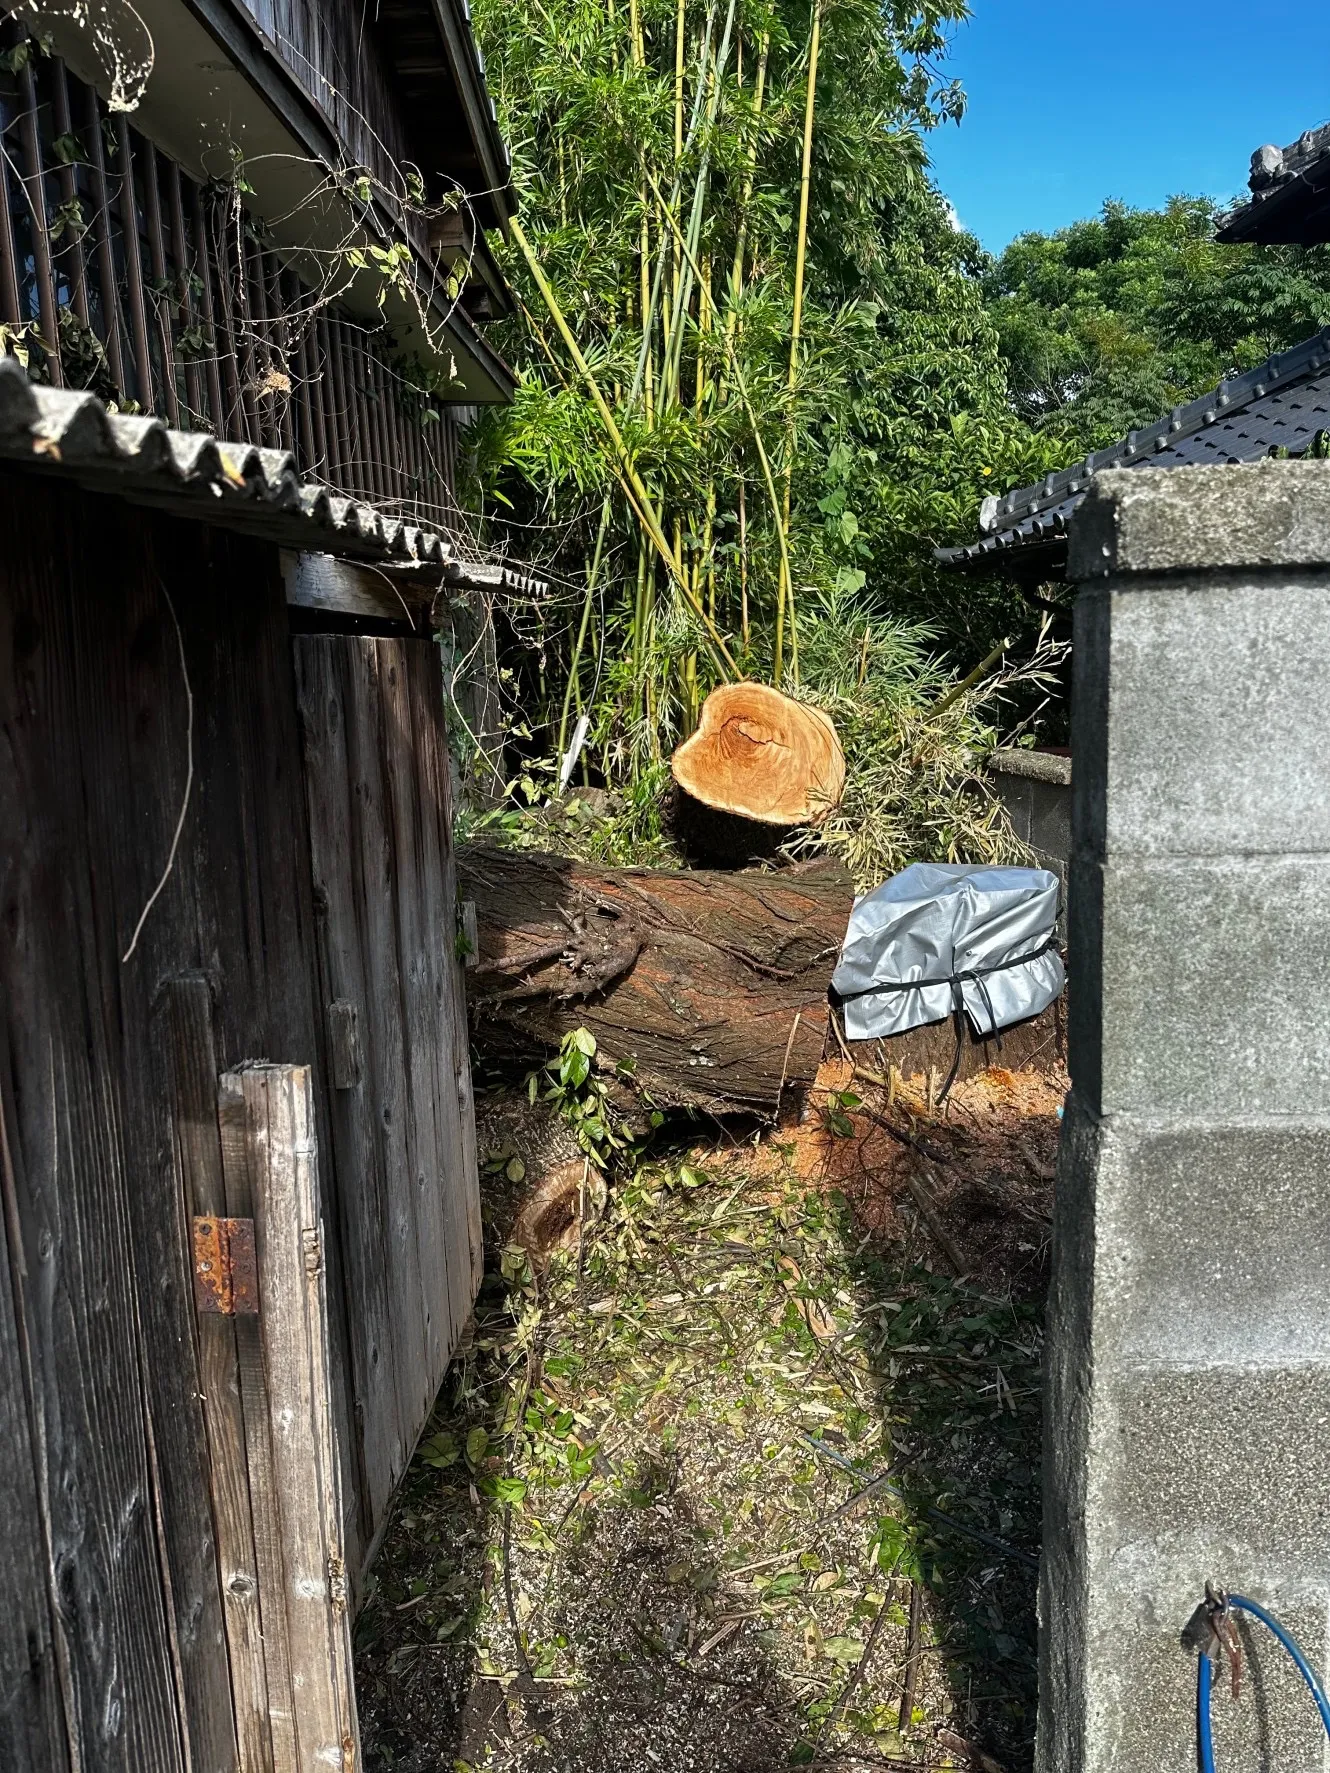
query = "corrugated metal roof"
xmin=937 ymin=328 xmax=1330 ymax=574
xmin=0 ymin=355 xmax=546 ymax=593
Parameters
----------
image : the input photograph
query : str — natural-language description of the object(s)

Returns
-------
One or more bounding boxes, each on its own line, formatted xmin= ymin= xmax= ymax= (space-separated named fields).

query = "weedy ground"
xmin=355 ymin=1063 xmax=1063 ymax=1773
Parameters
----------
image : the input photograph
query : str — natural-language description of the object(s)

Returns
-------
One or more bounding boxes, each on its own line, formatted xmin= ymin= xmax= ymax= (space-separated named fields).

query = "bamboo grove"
xmin=469 ymin=0 xmax=1066 ymax=817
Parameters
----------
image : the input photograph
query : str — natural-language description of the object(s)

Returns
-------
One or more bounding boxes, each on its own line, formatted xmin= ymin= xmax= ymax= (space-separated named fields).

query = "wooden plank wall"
xmin=0 ymin=470 xmax=483 ymax=1769
xmin=295 ymin=632 xmax=483 ymax=1550
xmin=0 ymin=473 xmax=358 ymax=1770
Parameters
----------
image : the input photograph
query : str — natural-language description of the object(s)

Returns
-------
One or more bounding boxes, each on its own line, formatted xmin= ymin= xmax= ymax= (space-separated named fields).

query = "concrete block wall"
xmin=988 ymin=748 xmax=1072 ymax=887
xmin=1041 ymin=460 xmax=1330 ymax=1773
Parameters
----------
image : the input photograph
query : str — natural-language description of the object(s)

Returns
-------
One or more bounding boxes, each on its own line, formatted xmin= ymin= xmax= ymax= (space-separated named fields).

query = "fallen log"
xmin=459 ymin=845 xmax=852 ymax=1115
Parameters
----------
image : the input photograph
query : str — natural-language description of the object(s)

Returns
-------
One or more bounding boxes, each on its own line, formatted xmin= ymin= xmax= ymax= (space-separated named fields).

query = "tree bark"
xmin=459 ymin=845 xmax=852 ymax=1114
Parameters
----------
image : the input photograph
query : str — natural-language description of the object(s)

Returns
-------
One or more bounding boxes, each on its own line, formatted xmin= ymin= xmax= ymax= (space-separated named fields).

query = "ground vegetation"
xmin=355 ymin=1053 xmax=1061 ymax=1773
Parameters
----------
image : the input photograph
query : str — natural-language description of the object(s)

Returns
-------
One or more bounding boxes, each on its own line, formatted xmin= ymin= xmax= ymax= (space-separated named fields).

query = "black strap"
xmin=832 ymin=937 xmax=1059 ymax=1104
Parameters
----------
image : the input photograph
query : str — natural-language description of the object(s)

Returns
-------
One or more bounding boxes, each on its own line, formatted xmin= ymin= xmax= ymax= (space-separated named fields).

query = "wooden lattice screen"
xmin=0 ymin=29 xmax=460 ymax=530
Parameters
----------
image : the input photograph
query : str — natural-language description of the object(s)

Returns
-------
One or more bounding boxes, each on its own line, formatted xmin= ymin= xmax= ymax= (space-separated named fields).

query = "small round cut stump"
xmin=671 ymin=682 xmax=845 ymax=826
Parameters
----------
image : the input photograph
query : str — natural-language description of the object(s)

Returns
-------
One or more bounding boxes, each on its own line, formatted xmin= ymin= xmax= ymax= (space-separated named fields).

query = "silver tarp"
xmin=831 ymin=862 xmax=1064 ymax=1043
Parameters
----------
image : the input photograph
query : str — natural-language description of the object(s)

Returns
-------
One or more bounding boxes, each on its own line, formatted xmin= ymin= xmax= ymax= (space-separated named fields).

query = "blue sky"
xmin=926 ymin=1 xmax=1330 ymax=253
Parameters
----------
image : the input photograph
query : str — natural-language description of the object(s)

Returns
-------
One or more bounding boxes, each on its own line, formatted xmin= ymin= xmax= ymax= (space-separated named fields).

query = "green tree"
xmin=983 ymin=196 xmax=1330 ymax=452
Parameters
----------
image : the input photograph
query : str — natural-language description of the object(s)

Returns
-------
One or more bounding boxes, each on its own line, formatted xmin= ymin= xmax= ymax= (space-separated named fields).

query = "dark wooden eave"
xmin=377 ymin=0 xmax=515 ymax=232
xmin=177 ymin=0 xmax=514 ymax=232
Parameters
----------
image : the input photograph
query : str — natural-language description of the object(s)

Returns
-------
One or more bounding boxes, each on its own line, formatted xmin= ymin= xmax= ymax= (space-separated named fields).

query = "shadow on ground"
xmin=354 ymin=1062 xmax=1060 ymax=1773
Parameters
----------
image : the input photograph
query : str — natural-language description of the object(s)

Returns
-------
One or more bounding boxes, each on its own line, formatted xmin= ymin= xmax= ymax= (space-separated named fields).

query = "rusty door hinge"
xmin=193 ymin=1216 xmax=259 ymax=1316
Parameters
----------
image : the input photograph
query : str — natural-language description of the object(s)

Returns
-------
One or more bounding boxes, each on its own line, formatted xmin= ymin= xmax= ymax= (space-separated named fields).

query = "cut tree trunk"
xmin=672 ymin=682 xmax=845 ymax=829
xmin=459 ymin=845 xmax=852 ymax=1115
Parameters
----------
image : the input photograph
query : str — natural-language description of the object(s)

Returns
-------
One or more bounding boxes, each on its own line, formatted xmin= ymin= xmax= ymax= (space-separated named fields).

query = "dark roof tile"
xmin=938 ymin=329 xmax=1330 ymax=572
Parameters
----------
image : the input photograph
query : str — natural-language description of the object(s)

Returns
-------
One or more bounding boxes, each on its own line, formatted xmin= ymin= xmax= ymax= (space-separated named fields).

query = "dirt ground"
xmin=354 ymin=1057 xmax=1065 ymax=1773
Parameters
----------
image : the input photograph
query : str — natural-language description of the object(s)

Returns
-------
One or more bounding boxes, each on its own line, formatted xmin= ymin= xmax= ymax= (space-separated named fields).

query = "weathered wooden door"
xmin=293 ymin=633 xmax=483 ymax=1550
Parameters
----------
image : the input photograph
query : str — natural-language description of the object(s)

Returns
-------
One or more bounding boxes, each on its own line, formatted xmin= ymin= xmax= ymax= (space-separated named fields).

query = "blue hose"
xmin=1198 ymin=1646 xmax=1216 ymax=1773
xmin=1197 ymin=1591 xmax=1330 ymax=1769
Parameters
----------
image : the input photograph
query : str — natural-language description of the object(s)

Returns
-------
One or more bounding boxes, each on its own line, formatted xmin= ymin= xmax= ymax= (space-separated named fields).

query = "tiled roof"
xmin=937 ymin=328 xmax=1330 ymax=573
xmin=1218 ymin=122 xmax=1330 ymax=244
xmin=0 ymin=356 xmax=542 ymax=591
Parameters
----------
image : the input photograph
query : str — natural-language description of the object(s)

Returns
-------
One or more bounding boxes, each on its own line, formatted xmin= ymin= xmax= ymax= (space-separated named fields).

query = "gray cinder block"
xmin=1042 ymin=461 xmax=1330 ymax=1773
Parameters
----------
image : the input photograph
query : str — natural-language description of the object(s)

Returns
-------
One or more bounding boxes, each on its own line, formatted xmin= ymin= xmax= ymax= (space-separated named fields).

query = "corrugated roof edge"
xmin=0 ymin=356 xmax=545 ymax=592
xmin=936 ymin=326 xmax=1330 ymax=568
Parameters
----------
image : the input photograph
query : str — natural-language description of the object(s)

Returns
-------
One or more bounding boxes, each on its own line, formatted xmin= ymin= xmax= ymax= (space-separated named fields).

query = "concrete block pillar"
xmin=1041 ymin=461 xmax=1330 ymax=1773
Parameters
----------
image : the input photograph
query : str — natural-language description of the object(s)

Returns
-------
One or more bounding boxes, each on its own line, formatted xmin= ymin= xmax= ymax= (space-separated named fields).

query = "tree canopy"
xmin=462 ymin=1 xmax=1330 ymax=858
xmin=983 ymin=196 xmax=1330 ymax=452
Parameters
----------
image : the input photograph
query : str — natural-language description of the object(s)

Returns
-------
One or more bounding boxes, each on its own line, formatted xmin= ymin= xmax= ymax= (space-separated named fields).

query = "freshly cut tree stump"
xmin=672 ymin=682 xmax=845 ymax=826
xmin=459 ymin=845 xmax=852 ymax=1115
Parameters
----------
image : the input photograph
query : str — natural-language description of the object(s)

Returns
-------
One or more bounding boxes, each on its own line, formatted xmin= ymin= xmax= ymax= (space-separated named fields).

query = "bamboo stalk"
xmin=641 ymin=163 xmax=794 ymax=664
xmin=738 ymin=474 xmax=749 ymax=647
xmin=557 ymin=494 xmax=611 ymax=759
xmin=724 ymin=30 xmax=768 ymax=346
xmin=787 ymin=0 xmax=823 ymax=401
xmin=672 ymin=0 xmax=685 ymax=314
xmin=661 ymin=0 xmax=736 ymax=405
xmin=928 ymin=637 xmax=1011 ymax=719
xmin=776 ymin=0 xmax=824 ymax=687
xmin=509 ymin=213 xmax=737 ymax=679
xmin=634 ymin=0 xmax=718 ymax=411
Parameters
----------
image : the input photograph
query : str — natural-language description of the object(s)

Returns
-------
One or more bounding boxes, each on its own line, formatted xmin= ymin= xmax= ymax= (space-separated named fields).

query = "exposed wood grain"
xmin=0 ymin=1034 xmax=69 ymax=1772
xmin=331 ymin=634 xmax=430 ymax=1446
xmin=164 ymin=978 xmax=270 ymax=1773
xmin=673 ymin=682 xmax=845 ymax=828
xmin=1 ymin=472 xmax=372 ymax=1766
xmin=238 ymin=1066 xmax=359 ymax=1773
xmin=400 ymin=638 xmax=484 ymax=1320
xmin=429 ymin=671 xmax=485 ymax=1300
xmin=294 ymin=637 xmax=407 ymax=1532
xmin=328 ymin=1000 xmax=363 ymax=1090
xmin=218 ymin=1076 xmax=299 ymax=1773
xmin=376 ymin=640 xmax=453 ymax=1383
xmin=295 ymin=633 xmax=483 ymax=1541
xmin=0 ymin=477 xmax=190 ymax=1768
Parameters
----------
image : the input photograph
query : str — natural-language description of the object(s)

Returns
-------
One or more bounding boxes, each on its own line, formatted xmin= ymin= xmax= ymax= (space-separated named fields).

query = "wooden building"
xmin=0 ymin=1 xmax=521 ymax=1766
